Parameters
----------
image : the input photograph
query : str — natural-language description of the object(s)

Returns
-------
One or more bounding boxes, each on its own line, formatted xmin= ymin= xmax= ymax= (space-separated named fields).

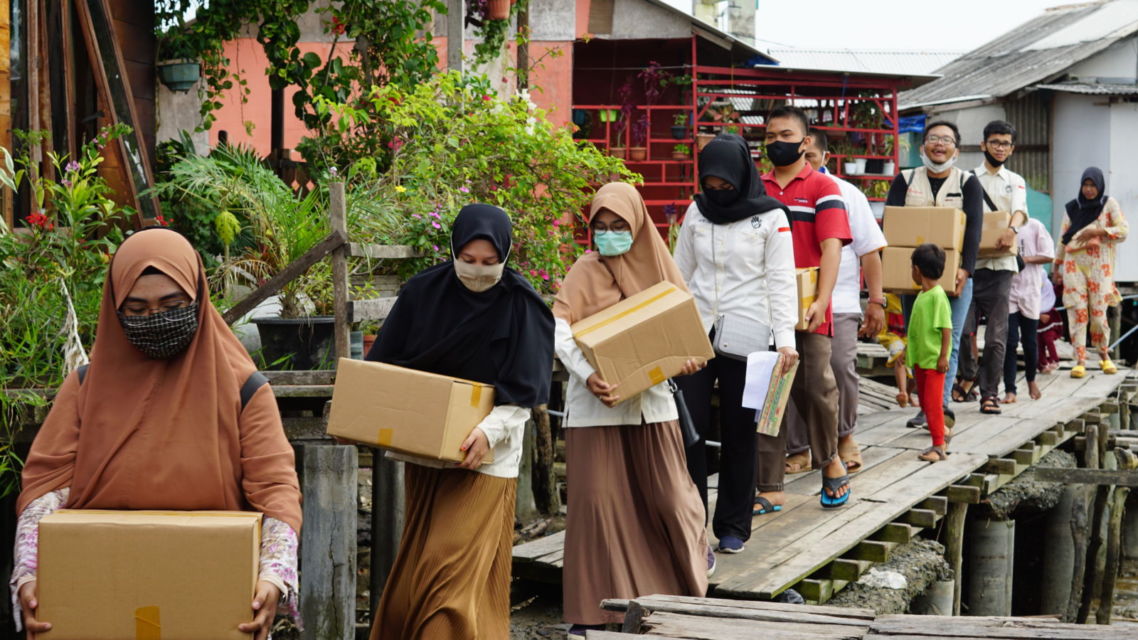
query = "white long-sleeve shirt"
xmin=673 ymin=202 xmax=798 ymax=350
xmin=387 ymin=404 xmax=530 ymax=477
xmin=829 ymin=174 xmax=887 ymax=315
xmin=555 ymin=318 xmax=679 ymax=427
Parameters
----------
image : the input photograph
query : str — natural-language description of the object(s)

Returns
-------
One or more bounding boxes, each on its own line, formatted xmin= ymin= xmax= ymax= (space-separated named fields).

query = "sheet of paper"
xmin=742 ymin=350 xmax=780 ymax=409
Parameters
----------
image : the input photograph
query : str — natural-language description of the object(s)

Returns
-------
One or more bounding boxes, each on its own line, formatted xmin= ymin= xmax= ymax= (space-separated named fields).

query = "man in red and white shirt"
xmin=756 ymin=105 xmax=853 ymax=509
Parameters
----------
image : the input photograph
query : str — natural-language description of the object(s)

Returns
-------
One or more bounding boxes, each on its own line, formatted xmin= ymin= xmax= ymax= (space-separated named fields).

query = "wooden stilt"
xmin=532 ymin=405 xmax=560 ymax=515
xmin=944 ymin=502 xmax=968 ymax=616
xmin=1098 ymin=485 xmax=1130 ymax=624
xmin=1065 ymin=486 xmax=1091 ymax=623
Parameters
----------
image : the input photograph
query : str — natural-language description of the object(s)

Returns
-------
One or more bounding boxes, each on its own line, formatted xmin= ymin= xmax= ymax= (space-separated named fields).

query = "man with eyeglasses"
xmin=885 ymin=120 xmax=983 ymax=430
xmin=956 ymin=120 xmax=1029 ymax=415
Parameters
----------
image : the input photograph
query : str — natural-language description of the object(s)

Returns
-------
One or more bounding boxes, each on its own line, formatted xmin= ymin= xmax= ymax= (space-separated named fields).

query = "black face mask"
xmin=705 ymin=189 xmax=739 ymax=207
xmin=117 ymin=302 xmax=200 ymax=359
xmin=983 ymin=150 xmax=1005 ymax=167
xmin=765 ymin=139 xmax=805 ymax=167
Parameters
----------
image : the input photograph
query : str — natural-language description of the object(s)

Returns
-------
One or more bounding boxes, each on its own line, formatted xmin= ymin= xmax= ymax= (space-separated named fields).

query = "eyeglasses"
xmin=985 ymin=140 xmax=1014 ymax=149
xmin=925 ymin=135 xmax=957 ymax=146
xmin=591 ymin=221 xmax=631 ymax=233
xmin=120 ymin=298 xmax=192 ymax=317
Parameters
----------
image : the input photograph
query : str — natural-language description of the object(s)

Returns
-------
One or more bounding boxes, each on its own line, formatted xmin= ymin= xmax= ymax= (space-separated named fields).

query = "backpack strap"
xmin=969 ymin=169 xmax=999 ymax=213
xmin=240 ymin=371 xmax=270 ymax=411
xmin=74 ymin=365 xmax=267 ymax=412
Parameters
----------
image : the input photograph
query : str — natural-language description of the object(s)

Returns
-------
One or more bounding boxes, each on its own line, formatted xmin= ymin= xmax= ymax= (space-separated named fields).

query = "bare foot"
xmin=1003 ymin=392 xmax=1017 ymax=404
xmin=822 ymin=457 xmax=849 ymax=500
xmin=1028 ymin=381 xmax=1042 ymax=400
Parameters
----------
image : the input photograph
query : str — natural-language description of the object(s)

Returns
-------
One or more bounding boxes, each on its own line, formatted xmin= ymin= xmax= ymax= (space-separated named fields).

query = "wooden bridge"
xmin=513 ymin=367 xmax=1133 ymax=607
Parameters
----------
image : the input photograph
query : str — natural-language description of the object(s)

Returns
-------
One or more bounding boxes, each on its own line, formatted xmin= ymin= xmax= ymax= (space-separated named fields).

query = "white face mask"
xmin=454 ymin=260 xmax=505 ymax=292
xmin=920 ymin=148 xmax=958 ymax=173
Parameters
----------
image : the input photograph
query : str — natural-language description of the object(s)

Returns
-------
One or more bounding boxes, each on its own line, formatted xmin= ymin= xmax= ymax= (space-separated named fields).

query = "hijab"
xmin=554 ymin=182 xmax=688 ymax=323
xmin=1062 ymin=167 xmax=1107 ymax=245
xmin=367 ymin=204 xmax=554 ymax=407
xmin=18 ymin=229 xmax=302 ymax=532
xmin=693 ymin=134 xmax=787 ymax=225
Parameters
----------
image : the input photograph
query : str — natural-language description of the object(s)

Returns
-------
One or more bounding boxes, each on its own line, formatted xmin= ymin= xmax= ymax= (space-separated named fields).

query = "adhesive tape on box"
xmin=134 ymin=606 xmax=160 ymax=640
xmin=376 ymin=428 xmax=394 ymax=446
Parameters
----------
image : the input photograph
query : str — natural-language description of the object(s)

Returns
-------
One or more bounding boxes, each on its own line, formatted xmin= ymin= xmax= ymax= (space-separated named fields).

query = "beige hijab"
xmin=554 ymin=182 xmax=688 ymax=323
xmin=18 ymin=229 xmax=302 ymax=532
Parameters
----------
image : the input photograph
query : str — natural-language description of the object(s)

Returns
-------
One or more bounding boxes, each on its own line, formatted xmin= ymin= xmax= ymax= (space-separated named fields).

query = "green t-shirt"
xmin=906 ymin=285 xmax=953 ymax=370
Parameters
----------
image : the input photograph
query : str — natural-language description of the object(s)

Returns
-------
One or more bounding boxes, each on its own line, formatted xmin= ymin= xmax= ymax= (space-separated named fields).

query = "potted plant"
xmin=696 ymin=132 xmax=717 ymax=151
xmin=486 ymin=0 xmax=512 ymax=20
xmin=672 ymin=143 xmax=690 ymax=160
xmin=672 ymin=113 xmax=688 ymax=140
xmin=155 ymin=29 xmax=201 ymax=93
xmin=611 ymin=78 xmax=634 ymax=159
xmin=629 ymin=115 xmax=649 ymax=162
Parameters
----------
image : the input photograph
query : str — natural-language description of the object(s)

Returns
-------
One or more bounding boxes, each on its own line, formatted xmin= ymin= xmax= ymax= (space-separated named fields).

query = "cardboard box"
xmin=883 ymin=206 xmax=966 ymax=251
xmin=755 ymin=354 xmax=799 ymax=437
xmin=882 ymin=246 xmax=961 ymax=293
xmin=571 ymin=281 xmax=714 ymax=403
xmin=38 ymin=510 xmax=260 ymax=640
xmin=795 ymin=267 xmax=818 ymax=331
xmin=327 ymin=358 xmax=495 ymax=463
xmin=978 ymin=210 xmax=1019 ymax=258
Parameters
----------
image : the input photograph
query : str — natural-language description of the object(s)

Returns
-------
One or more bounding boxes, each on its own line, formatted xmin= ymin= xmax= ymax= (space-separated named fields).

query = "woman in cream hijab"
xmin=555 ymin=183 xmax=709 ymax=639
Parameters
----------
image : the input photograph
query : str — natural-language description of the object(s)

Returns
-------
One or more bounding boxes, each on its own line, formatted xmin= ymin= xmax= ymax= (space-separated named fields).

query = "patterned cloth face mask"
xmin=117 ymin=303 xmax=200 ymax=359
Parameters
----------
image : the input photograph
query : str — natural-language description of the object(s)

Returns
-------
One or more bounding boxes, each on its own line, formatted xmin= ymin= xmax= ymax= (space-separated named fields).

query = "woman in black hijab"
xmin=366 ymin=204 xmax=554 ymax=639
xmin=1054 ymin=167 xmax=1128 ymax=377
xmin=673 ymin=134 xmax=799 ymax=554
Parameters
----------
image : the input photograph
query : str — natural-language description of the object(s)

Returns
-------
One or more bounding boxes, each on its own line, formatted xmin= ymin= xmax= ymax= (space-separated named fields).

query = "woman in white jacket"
xmin=555 ymin=182 xmax=709 ymax=639
xmin=674 ymin=134 xmax=799 ymax=554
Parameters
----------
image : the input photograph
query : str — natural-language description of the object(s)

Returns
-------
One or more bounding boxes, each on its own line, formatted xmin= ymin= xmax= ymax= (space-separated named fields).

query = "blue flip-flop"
xmin=753 ymin=496 xmax=783 ymax=516
xmin=820 ymin=463 xmax=852 ymax=509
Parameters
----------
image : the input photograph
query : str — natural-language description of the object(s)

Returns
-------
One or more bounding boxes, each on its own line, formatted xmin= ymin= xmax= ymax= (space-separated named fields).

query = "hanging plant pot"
xmin=486 ymin=0 xmax=511 ymax=20
xmin=157 ymin=58 xmax=201 ymax=92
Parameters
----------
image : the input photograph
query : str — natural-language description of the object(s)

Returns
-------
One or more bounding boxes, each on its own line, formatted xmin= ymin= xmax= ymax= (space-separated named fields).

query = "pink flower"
xmin=64 ymin=160 xmax=80 ymax=173
xmin=429 ymin=211 xmax=441 ymax=219
xmin=431 ymin=221 xmax=442 ymax=229
xmin=540 ymin=270 xmax=550 ymax=281
xmin=551 ymin=219 xmax=560 ymax=227
xmin=432 ymin=245 xmax=440 ymax=251
xmin=530 ymin=269 xmax=538 ymax=277
xmin=411 ymin=213 xmax=421 ymax=219
xmin=459 ymin=186 xmax=470 ymax=193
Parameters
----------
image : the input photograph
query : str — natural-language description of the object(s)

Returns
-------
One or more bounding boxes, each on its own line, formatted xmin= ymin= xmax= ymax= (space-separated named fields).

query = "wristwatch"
xmin=868 ymin=297 xmax=886 ymax=308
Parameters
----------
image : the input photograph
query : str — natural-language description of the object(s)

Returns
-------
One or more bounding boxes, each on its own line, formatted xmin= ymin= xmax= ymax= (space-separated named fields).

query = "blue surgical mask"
xmin=594 ymin=230 xmax=633 ymax=256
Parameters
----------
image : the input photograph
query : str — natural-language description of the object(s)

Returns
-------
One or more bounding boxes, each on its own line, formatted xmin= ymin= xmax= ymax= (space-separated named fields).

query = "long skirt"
xmin=563 ymin=421 xmax=709 ymax=625
xmin=369 ymin=464 xmax=516 ymax=639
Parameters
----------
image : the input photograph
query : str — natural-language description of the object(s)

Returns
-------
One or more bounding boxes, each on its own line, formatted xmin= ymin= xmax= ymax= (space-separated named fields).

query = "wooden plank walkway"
xmin=513 ymin=368 xmax=1132 ymax=603
xmin=594 ymin=594 xmax=1132 ymax=639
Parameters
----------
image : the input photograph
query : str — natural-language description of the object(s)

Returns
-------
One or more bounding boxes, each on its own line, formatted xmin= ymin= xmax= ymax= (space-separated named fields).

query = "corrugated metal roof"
xmin=763 ymin=49 xmax=963 ymax=77
xmin=1034 ymin=81 xmax=1138 ymax=94
xmin=899 ymin=0 xmax=1138 ymax=110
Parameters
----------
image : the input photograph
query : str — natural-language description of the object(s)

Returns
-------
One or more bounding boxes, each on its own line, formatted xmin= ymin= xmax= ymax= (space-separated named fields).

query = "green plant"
xmin=672 ymin=143 xmax=690 ymax=155
xmin=318 ymin=72 xmax=637 ymax=294
xmin=673 ymin=113 xmax=688 ymax=127
xmin=466 ymin=0 xmax=528 ymax=65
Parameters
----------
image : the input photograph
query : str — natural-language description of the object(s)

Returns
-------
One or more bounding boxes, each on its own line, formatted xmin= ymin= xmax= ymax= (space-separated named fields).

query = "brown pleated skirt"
xmin=563 ymin=421 xmax=709 ymax=625
xmin=369 ymin=464 xmax=516 ymax=640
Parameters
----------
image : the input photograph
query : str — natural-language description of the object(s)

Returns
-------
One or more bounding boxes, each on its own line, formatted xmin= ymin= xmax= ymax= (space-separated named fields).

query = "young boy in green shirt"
xmin=898 ymin=244 xmax=953 ymax=462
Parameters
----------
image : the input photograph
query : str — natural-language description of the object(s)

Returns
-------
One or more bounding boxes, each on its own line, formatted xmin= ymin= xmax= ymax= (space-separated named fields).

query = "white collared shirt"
xmin=673 ymin=201 xmax=798 ymax=350
xmin=973 ymin=163 xmax=1029 ymax=273
xmin=829 ymin=174 xmax=887 ymax=315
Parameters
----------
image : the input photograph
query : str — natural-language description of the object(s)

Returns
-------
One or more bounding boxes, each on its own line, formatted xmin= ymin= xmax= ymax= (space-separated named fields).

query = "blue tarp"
xmin=899 ymin=115 xmax=926 ymax=134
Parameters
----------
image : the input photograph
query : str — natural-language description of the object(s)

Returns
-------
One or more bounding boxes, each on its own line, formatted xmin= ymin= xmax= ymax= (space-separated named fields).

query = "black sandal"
xmin=753 ymin=496 xmax=783 ymax=516
xmin=980 ymin=396 xmax=1002 ymax=415
xmin=819 ymin=463 xmax=851 ymax=509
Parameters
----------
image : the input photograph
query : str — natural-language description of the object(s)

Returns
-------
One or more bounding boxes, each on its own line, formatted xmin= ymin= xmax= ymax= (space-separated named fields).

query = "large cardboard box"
xmin=795 ymin=267 xmax=818 ymax=331
xmin=883 ymin=206 xmax=966 ymax=251
xmin=882 ymin=246 xmax=961 ymax=293
xmin=38 ymin=510 xmax=260 ymax=640
xmin=327 ymin=358 xmax=495 ymax=463
xmin=978 ymin=210 xmax=1019 ymax=258
xmin=571 ymin=281 xmax=713 ymax=403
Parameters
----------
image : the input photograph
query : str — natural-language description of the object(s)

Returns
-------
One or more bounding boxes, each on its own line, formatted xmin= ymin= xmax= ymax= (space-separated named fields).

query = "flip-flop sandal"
xmin=1071 ymin=365 xmax=1086 ymax=379
xmin=838 ymin=439 xmax=863 ymax=473
xmin=785 ymin=451 xmax=812 ymax=475
xmin=980 ymin=396 xmax=1002 ymax=415
xmin=918 ymin=446 xmax=948 ymax=462
xmin=1101 ymin=359 xmax=1118 ymax=374
xmin=819 ymin=463 xmax=851 ymax=509
xmin=753 ymin=496 xmax=783 ymax=516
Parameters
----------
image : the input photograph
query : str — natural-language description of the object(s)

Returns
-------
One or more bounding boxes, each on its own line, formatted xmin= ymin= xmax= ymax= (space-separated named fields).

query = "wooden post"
xmin=1066 ymin=486 xmax=1091 ymax=622
xmin=516 ymin=416 xmax=538 ymax=524
xmin=298 ymin=443 xmax=358 ymax=640
xmin=516 ymin=2 xmax=528 ymax=91
xmin=370 ymin=453 xmax=404 ymax=612
xmin=1098 ymin=485 xmax=1130 ymax=624
xmin=944 ymin=502 xmax=968 ymax=616
xmin=329 ymin=182 xmax=350 ymax=361
xmin=447 ymin=0 xmax=464 ymax=73
xmin=532 ymin=405 xmax=560 ymax=515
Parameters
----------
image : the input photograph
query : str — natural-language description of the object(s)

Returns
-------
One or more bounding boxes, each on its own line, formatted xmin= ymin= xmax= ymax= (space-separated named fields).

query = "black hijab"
xmin=366 ymin=204 xmax=554 ymax=407
xmin=693 ymin=134 xmax=787 ymax=224
xmin=1062 ymin=167 xmax=1107 ymax=245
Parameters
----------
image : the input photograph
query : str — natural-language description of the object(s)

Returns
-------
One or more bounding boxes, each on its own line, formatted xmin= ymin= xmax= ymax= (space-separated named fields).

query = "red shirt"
xmin=761 ymin=164 xmax=851 ymax=336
